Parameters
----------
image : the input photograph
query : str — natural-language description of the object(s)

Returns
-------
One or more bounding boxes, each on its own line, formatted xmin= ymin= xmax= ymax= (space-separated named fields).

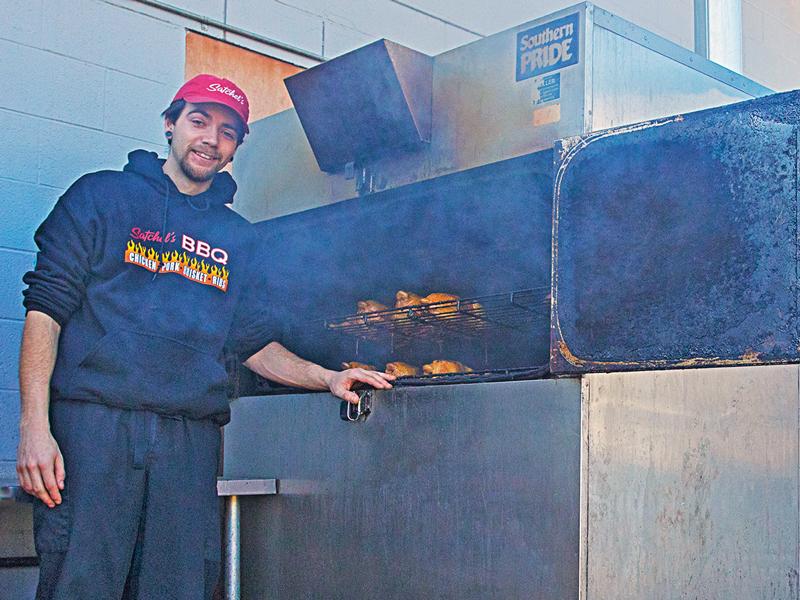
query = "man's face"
xmin=164 ymin=102 xmax=241 ymax=185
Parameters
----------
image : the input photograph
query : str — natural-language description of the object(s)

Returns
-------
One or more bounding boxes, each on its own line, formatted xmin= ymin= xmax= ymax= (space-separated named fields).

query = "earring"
xmin=165 ymin=131 xmax=172 ymax=139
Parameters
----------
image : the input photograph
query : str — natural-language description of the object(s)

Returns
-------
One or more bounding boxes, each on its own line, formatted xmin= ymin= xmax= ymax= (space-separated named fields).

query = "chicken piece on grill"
xmin=421 ymin=293 xmax=484 ymax=317
xmin=420 ymin=292 xmax=459 ymax=316
xmin=341 ymin=361 xmax=377 ymax=371
xmin=357 ymin=300 xmax=388 ymax=314
xmin=385 ymin=361 xmax=419 ymax=377
xmin=422 ymin=360 xmax=474 ymax=375
xmin=391 ymin=291 xmax=424 ymax=321
xmin=395 ymin=290 xmax=424 ymax=308
xmin=422 ymin=292 xmax=458 ymax=304
xmin=393 ymin=290 xmax=487 ymax=323
xmin=352 ymin=299 xmax=389 ymax=324
xmin=329 ymin=300 xmax=388 ymax=329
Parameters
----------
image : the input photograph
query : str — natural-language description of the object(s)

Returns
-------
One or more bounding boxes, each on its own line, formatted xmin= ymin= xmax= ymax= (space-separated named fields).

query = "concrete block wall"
xmin=181 ymin=0 xmax=696 ymax=64
xmin=0 ymin=0 xmax=177 ymax=476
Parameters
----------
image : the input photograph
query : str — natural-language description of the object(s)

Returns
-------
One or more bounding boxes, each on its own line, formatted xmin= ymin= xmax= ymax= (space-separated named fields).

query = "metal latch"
xmin=340 ymin=390 xmax=372 ymax=422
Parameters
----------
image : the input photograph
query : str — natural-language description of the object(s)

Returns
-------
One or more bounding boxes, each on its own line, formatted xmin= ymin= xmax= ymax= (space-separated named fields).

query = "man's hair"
xmin=160 ymin=99 xmax=245 ymax=145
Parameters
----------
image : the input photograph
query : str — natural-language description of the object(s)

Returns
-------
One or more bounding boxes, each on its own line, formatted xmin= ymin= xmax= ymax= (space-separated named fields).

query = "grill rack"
xmin=390 ymin=364 xmax=550 ymax=386
xmin=324 ymin=288 xmax=550 ymax=343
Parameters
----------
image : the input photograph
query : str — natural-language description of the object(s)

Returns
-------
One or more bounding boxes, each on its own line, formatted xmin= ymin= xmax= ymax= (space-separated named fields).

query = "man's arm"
xmin=244 ymin=341 xmax=395 ymax=404
xmin=17 ymin=310 xmax=64 ymax=508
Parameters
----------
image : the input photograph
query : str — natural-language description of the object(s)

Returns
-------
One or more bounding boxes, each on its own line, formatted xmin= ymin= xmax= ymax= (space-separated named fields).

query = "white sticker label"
xmin=532 ymin=73 xmax=561 ymax=106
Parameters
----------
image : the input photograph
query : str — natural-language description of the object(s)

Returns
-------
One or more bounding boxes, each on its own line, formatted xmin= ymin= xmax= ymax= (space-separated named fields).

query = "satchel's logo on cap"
xmin=171 ymin=73 xmax=251 ymax=134
xmin=207 ymin=83 xmax=246 ymax=106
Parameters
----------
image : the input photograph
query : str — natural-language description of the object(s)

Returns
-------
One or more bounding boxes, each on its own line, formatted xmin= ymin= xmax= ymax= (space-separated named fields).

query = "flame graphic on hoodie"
xmin=124 ymin=240 xmax=229 ymax=292
xmin=124 ymin=240 xmax=160 ymax=272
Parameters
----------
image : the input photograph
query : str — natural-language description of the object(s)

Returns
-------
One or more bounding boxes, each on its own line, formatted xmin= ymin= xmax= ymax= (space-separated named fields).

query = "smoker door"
xmin=551 ymin=89 xmax=800 ymax=373
xmin=224 ymin=379 xmax=580 ymax=598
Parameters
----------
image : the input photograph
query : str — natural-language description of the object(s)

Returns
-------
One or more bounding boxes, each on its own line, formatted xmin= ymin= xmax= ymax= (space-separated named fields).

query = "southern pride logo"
xmin=516 ymin=13 xmax=580 ymax=81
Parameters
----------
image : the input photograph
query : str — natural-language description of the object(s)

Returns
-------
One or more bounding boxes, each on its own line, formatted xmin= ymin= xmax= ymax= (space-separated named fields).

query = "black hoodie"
xmin=23 ymin=150 xmax=278 ymax=424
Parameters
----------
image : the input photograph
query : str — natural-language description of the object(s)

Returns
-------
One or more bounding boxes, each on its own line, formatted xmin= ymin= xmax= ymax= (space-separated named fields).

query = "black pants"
xmin=33 ymin=400 xmax=221 ymax=600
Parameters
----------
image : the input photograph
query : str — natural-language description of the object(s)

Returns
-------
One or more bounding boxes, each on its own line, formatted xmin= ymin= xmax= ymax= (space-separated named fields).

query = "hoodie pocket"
xmin=68 ymin=330 xmax=229 ymax=417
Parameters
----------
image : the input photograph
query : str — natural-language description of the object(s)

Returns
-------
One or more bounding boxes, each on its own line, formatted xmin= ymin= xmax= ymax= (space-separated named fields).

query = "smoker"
xmin=222 ymin=3 xmax=789 ymax=598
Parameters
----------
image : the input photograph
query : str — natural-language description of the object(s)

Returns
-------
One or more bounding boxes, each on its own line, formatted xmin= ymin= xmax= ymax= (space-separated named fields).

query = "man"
xmin=17 ymin=74 xmax=394 ymax=599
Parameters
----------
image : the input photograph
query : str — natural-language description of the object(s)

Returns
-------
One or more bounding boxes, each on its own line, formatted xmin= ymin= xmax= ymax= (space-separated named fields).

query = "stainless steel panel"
xmin=233 ymin=4 xmax=590 ymax=222
xmin=590 ymin=24 xmax=750 ymax=130
xmin=423 ymin=4 xmax=588 ymax=180
xmin=708 ymin=0 xmax=743 ymax=72
xmin=233 ymin=109 xmax=332 ymax=223
xmin=591 ymin=6 xmax=764 ymax=97
xmin=582 ymin=366 xmax=799 ymax=599
xmin=232 ymin=3 xmax=771 ymax=222
xmin=224 ymin=379 xmax=581 ymax=599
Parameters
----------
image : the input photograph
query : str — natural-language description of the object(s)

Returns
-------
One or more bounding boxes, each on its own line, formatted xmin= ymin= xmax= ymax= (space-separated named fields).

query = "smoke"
xmin=247 ymin=149 xmax=554 ymax=377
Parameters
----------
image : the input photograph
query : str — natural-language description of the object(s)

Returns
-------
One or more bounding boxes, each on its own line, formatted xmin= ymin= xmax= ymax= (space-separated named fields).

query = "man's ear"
xmin=164 ymin=118 xmax=175 ymax=139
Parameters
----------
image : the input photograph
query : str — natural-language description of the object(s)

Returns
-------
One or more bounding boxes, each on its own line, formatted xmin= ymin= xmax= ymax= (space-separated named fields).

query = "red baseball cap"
xmin=172 ymin=74 xmax=250 ymax=134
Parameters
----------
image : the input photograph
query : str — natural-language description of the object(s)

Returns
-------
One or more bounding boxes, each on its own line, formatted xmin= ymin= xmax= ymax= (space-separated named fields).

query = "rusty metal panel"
xmin=552 ymin=90 xmax=800 ymax=373
xmin=582 ymin=366 xmax=800 ymax=599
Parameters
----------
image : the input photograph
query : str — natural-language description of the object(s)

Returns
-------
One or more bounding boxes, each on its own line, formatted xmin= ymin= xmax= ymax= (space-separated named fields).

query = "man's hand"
xmin=18 ymin=310 xmax=63 ymax=508
xmin=325 ymin=368 xmax=396 ymax=404
xmin=17 ymin=423 xmax=65 ymax=508
xmin=244 ymin=342 xmax=396 ymax=402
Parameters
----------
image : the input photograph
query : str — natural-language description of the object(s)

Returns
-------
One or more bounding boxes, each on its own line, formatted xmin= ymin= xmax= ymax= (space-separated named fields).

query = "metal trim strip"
xmin=591 ymin=4 xmax=771 ymax=97
xmin=217 ymin=478 xmax=278 ymax=497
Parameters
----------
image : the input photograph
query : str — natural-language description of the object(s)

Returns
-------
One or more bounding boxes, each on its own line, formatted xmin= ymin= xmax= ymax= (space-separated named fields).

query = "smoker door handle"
xmin=340 ymin=390 xmax=372 ymax=422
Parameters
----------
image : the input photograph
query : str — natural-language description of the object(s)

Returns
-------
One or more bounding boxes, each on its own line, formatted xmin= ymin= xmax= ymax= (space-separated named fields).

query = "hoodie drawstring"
xmin=187 ymin=194 xmax=210 ymax=211
xmin=152 ymin=180 xmax=170 ymax=281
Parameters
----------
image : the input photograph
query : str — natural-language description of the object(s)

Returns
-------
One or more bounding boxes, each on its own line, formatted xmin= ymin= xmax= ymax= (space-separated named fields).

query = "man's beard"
xmin=178 ymin=152 xmax=219 ymax=183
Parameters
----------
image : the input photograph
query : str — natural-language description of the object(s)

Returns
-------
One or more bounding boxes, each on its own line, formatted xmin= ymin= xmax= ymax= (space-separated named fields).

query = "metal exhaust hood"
xmin=284 ymin=39 xmax=433 ymax=173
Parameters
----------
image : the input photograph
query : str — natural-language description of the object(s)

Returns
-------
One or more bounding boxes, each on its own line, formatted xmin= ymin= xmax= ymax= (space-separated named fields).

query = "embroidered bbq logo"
xmin=124 ymin=241 xmax=229 ymax=292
